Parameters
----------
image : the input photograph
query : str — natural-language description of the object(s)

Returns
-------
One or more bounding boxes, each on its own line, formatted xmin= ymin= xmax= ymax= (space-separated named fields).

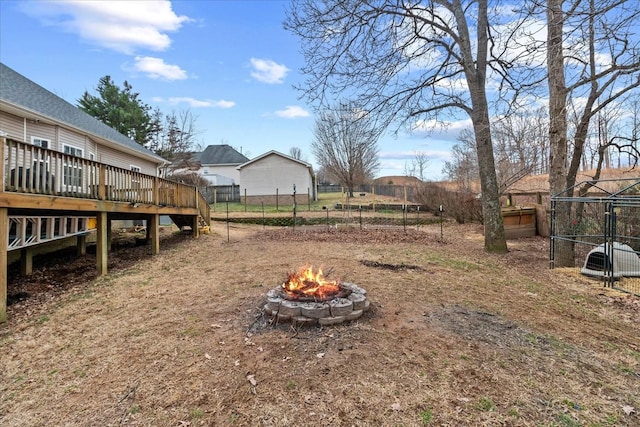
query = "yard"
xmin=1 ymin=220 xmax=639 ymax=426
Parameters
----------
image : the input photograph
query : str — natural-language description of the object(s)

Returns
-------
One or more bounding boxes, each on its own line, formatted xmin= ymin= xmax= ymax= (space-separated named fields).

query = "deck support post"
xmin=20 ymin=247 xmax=33 ymax=276
xmin=1 ymin=207 xmax=8 ymax=323
xmin=107 ymin=219 xmax=112 ymax=252
xmin=192 ymin=216 xmax=199 ymax=237
xmin=149 ymin=214 xmax=160 ymax=255
xmin=96 ymin=211 xmax=108 ymax=276
xmin=76 ymin=235 xmax=87 ymax=256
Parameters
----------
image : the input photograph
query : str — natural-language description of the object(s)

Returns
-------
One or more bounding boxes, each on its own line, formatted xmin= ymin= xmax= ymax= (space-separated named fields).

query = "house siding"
xmin=26 ymin=121 xmax=57 ymax=147
xmin=0 ymin=111 xmax=23 ymax=140
xmin=200 ymin=164 xmax=240 ymax=183
xmin=98 ymin=144 xmax=158 ymax=175
xmin=1 ymin=111 xmax=158 ymax=174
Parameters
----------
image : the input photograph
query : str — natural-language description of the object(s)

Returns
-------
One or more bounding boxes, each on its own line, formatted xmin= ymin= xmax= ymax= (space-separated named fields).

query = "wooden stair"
xmin=170 ymin=214 xmax=209 ymax=233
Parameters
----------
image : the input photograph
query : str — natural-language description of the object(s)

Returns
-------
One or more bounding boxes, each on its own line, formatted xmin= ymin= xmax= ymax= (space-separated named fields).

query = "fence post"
xmin=276 ymin=188 xmax=279 ymax=212
xmin=244 ymin=188 xmax=247 ymax=212
xmin=372 ymin=186 xmax=376 ymax=212
xmin=292 ymin=184 xmax=297 ymax=231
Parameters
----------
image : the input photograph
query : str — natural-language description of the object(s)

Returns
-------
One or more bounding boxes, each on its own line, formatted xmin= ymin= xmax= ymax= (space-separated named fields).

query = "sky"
xmin=0 ymin=0 xmax=459 ymax=180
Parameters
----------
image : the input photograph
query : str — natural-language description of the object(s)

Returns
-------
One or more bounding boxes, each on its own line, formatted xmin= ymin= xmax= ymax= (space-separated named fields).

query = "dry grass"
xmin=509 ymin=167 xmax=640 ymax=193
xmin=1 ymin=222 xmax=639 ymax=426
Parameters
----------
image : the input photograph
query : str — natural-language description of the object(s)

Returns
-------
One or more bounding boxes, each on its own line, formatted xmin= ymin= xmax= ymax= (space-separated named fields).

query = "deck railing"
xmin=1 ymin=137 xmax=210 ymax=222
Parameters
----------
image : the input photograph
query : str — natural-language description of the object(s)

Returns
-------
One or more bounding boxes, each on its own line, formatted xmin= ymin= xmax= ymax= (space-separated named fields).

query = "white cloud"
xmin=250 ymin=58 xmax=289 ymax=84
xmin=152 ymin=96 xmax=235 ymax=108
xmin=20 ymin=0 xmax=190 ymax=54
xmin=128 ymin=57 xmax=188 ymax=80
xmin=274 ymin=106 xmax=310 ymax=118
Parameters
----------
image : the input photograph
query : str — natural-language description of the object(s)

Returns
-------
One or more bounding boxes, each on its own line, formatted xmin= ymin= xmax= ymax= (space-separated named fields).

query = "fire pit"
xmin=264 ymin=266 xmax=370 ymax=326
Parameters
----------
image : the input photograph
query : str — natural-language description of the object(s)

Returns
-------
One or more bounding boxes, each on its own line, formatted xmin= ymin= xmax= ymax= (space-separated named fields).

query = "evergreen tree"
xmin=78 ymin=76 xmax=159 ymax=146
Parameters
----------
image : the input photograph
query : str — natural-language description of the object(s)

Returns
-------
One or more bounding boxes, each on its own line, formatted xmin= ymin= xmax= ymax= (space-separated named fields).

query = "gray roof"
xmin=195 ymin=144 xmax=250 ymax=165
xmin=238 ymin=150 xmax=313 ymax=171
xmin=0 ymin=62 xmax=166 ymax=163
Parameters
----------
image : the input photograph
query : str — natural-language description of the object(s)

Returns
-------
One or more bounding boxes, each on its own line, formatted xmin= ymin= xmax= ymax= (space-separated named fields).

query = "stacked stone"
xmin=264 ymin=282 xmax=370 ymax=326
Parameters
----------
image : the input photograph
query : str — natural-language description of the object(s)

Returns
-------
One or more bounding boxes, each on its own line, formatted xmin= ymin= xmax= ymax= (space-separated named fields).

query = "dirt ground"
xmin=1 ymin=222 xmax=639 ymax=426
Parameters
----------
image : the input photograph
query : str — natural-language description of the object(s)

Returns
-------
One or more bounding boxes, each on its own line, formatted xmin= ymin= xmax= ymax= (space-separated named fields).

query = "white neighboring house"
xmin=192 ymin=144 xmax=249 ymax=185
xmin=237 ymin=150 xmax=316 ymax=202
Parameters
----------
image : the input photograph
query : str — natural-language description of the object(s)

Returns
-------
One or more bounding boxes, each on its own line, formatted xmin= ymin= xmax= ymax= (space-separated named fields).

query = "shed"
xmin=237 ymin=150 xmax=315 ymax=203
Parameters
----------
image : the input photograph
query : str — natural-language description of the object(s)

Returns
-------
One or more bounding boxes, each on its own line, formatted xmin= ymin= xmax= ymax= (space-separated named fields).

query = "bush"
xmin=415 ymin=182 xmax=483 ymax=224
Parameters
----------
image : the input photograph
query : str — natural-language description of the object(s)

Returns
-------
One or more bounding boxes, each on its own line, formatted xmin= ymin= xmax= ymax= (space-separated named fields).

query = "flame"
xmin=282 ymin=266 xmax=341 ymax=300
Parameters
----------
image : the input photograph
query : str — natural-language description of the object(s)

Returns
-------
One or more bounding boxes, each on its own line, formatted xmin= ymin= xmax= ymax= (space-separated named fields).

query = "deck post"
xmin=96 ymin=211 xmax=108 ymax=276
xmin=1 ymin=138 xmax=5 ymax=191
xmin=1 ymin=207 xmax=7 ymax=323
xmin=20 ymin=247 xmax=33 ymax=276
xmin=192 ymin=215 xmax=199 ymax=237
xmin=98 ymin=164 xmax=106 ymax=200
xmin=76 ymin=234 xmax=87 ymax=256
xmin=149 ymin=214 xmax=160 ymax=255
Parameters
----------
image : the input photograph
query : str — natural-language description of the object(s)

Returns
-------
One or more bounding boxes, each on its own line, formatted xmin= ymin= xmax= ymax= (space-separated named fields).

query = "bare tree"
xmin=404 ymin=151 xmax=431 ymax=181
xmin=289 ymin=146 xmax=303 ymax=160
xmin=311 ymin=102 xmax=380 ymax=196
xmin=443 ymin=129 xmax=479 ymax=190
xmin=148 ymin=109 xmax=202 ymax=177
xmin=492 ymin=108 xmax=549 ymax=191
xmin=444 ymin=111 xmax=547 ymax=194
xmin=285 ymin=0 xmax=528 ymax=252
xmin=546 ymin=0 xmax=640 ymax=267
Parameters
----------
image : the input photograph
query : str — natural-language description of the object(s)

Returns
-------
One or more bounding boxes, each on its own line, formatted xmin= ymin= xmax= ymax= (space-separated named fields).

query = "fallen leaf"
xmin=316 ymin=352 xmax=325 ymax=358
xmin=622 ymin=405 xmax=635 ymax=415
xmin=391 ymin=403 xmax=401 ymax=411
xmin=247 ymin=374 xmax=257 ymax=386
xmin=204 ymin=353 xmax=212 ymax=360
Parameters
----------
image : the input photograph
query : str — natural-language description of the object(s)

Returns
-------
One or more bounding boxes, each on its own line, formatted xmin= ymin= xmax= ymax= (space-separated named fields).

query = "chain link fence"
xmin=211 ymin=205 xmax=445 ymax=232
xmin=551 ymin=178 xmax=640 ymax=296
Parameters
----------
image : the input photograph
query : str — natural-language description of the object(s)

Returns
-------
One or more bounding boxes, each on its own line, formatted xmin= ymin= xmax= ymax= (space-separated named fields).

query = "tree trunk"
xmin=547 ymin=0 xmax=574 ymax=267
xmin=471 ymin=102 xmax=507 ymax=253
xmin=457 ymin=0 xmax=507 ymax=253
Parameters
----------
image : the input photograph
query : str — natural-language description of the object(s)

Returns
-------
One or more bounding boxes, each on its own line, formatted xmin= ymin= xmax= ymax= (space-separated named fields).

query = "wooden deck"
xmin=1 ymin=137 xmax=211 ymax=322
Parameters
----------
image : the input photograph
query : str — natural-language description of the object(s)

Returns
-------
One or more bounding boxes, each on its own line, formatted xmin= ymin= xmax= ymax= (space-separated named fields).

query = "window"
xmin=130 ymin=165 xmax=142 ymax=190
xmin=63 ymin=144 xmax=84 ymax=187
xmin=31 ymin=136 xmax=50 ymax=148
xmin=63 ymin=145 xmax=83 ymax=157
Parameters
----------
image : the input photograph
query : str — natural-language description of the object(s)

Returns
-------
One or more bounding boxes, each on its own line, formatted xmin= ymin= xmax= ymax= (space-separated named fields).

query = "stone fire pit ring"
xmin=264 ymin=282 xmax=370 ymax=326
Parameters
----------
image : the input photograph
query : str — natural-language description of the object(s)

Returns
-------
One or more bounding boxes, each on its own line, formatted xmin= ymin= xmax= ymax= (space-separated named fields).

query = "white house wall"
xmin=200 ymin=164 xmax=240 ymax=184
xmin=240 ymin=154 xmax=312 ymax=196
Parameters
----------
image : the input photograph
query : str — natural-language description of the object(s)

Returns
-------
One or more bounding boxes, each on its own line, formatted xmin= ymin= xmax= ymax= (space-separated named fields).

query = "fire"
xmin=282 ymin=266 xmax=341 ymax=301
